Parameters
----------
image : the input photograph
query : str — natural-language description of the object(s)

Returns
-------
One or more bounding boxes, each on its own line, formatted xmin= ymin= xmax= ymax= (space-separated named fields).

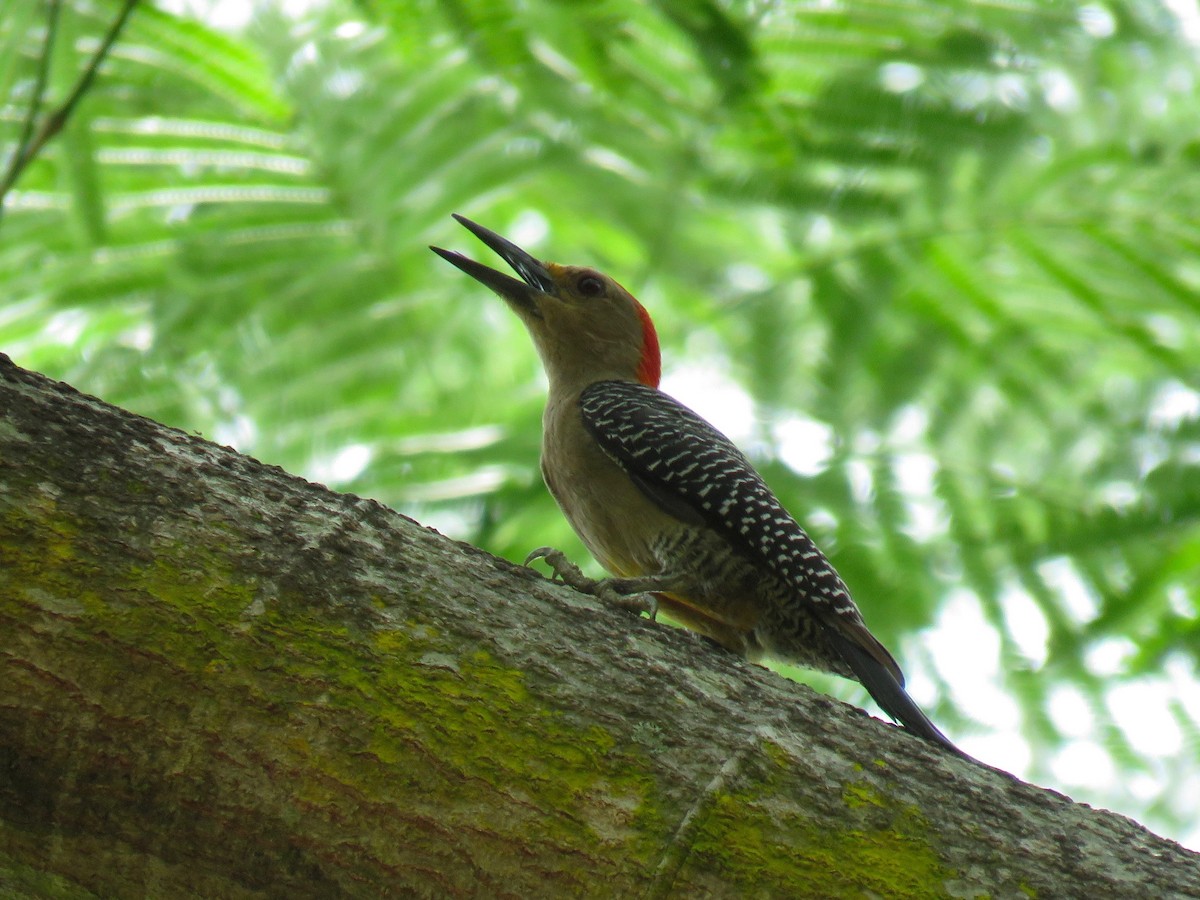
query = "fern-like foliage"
xmin=2 ymin=0 xmax=1198 ymax=848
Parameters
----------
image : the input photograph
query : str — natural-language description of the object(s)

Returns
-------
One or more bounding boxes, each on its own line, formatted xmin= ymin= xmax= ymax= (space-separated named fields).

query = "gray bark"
xmin=1 ymin=353 xmax=1197 ymax=899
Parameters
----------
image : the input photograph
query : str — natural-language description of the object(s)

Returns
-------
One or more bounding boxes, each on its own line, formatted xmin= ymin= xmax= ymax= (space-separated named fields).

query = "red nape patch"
xmin=632 ymin=298 xmax=661 ymax=387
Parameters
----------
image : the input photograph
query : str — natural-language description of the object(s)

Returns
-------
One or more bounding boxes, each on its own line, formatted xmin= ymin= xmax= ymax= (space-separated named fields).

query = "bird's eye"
xmin=577 ymin=275 xmax=605 ymax=298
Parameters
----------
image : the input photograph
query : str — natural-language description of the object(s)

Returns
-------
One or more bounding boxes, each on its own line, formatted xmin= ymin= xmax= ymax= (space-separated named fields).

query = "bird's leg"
xmin=524 ymin=546 xmax=679 ymax=621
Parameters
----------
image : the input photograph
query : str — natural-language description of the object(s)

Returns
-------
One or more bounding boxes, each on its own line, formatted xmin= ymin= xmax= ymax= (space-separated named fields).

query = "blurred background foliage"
xmin=3 ymin=0 xmax=1199 ymax=850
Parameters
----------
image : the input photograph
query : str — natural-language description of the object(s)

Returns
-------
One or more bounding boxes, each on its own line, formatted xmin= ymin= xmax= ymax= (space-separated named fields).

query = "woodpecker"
xmin=431 ymin=214 xmax=958 ymax=753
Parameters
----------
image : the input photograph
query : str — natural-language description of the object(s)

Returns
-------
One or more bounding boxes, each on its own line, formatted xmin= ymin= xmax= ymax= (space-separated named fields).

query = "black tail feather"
xmin=826 ymin=629 xmax=964 ymax=757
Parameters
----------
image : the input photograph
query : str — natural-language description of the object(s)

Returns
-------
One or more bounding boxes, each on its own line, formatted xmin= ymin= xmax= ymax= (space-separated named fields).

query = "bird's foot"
xmin=524 ymin=546 xmax=659 ymax=620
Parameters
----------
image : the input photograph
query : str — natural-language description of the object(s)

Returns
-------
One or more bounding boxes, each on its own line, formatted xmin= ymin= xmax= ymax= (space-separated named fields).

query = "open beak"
xmin=430 ymin=214 xmax=555 ymax=316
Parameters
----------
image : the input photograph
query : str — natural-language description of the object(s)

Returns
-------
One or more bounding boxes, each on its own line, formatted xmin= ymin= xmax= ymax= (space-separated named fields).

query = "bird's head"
xmin=431 ymin=215 xmax=660 ymax=390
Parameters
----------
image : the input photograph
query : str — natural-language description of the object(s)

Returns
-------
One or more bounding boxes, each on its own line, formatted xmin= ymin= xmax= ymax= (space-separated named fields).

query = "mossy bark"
xmin=1 ymin=354 xmax=1197 ymax=899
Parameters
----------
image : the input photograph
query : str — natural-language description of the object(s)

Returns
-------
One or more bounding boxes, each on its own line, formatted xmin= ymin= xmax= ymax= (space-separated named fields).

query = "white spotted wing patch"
xmin=579 ymin=380 xmax=860 ymax=619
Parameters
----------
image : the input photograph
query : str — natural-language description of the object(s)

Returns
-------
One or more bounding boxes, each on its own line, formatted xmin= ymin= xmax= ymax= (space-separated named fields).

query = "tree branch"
xmin=0 ymin=0 xmax=139 ymax=225
xmin=1 ymin=353 xmax=1198 ymax=898
xmin=3 ymin=0 xmax=61 ymax=200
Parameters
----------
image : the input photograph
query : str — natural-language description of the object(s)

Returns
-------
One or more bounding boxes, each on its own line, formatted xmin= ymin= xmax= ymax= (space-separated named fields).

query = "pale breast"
xmin=539 ymin=393 xmax=683 ymax=578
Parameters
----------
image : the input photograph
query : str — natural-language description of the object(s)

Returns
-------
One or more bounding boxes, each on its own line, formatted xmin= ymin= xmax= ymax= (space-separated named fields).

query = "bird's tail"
xmin=826 ymin=628 xmax=964 ymax=757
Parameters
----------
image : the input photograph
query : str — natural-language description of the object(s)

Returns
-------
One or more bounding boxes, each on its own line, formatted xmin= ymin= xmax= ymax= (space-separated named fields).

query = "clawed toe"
xmin=524 ymin=546 xmax=588 ymax=589
xmin=523 ymin=546 xmax=557 ymax=567
xmin=524 ymin=546 xmax=659 ymax=620
xmin=623 ymin=591 xmax=658 ymax=621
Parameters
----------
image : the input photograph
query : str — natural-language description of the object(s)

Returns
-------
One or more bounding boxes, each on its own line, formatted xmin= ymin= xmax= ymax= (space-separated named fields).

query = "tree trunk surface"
xmin=1 ymin=354 xmax=1196 ymax=899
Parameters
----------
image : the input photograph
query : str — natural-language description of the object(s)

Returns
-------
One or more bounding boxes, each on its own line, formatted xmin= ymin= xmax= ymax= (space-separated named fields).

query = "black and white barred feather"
xmin=580 ymin=380 xmax=859 ymax=619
